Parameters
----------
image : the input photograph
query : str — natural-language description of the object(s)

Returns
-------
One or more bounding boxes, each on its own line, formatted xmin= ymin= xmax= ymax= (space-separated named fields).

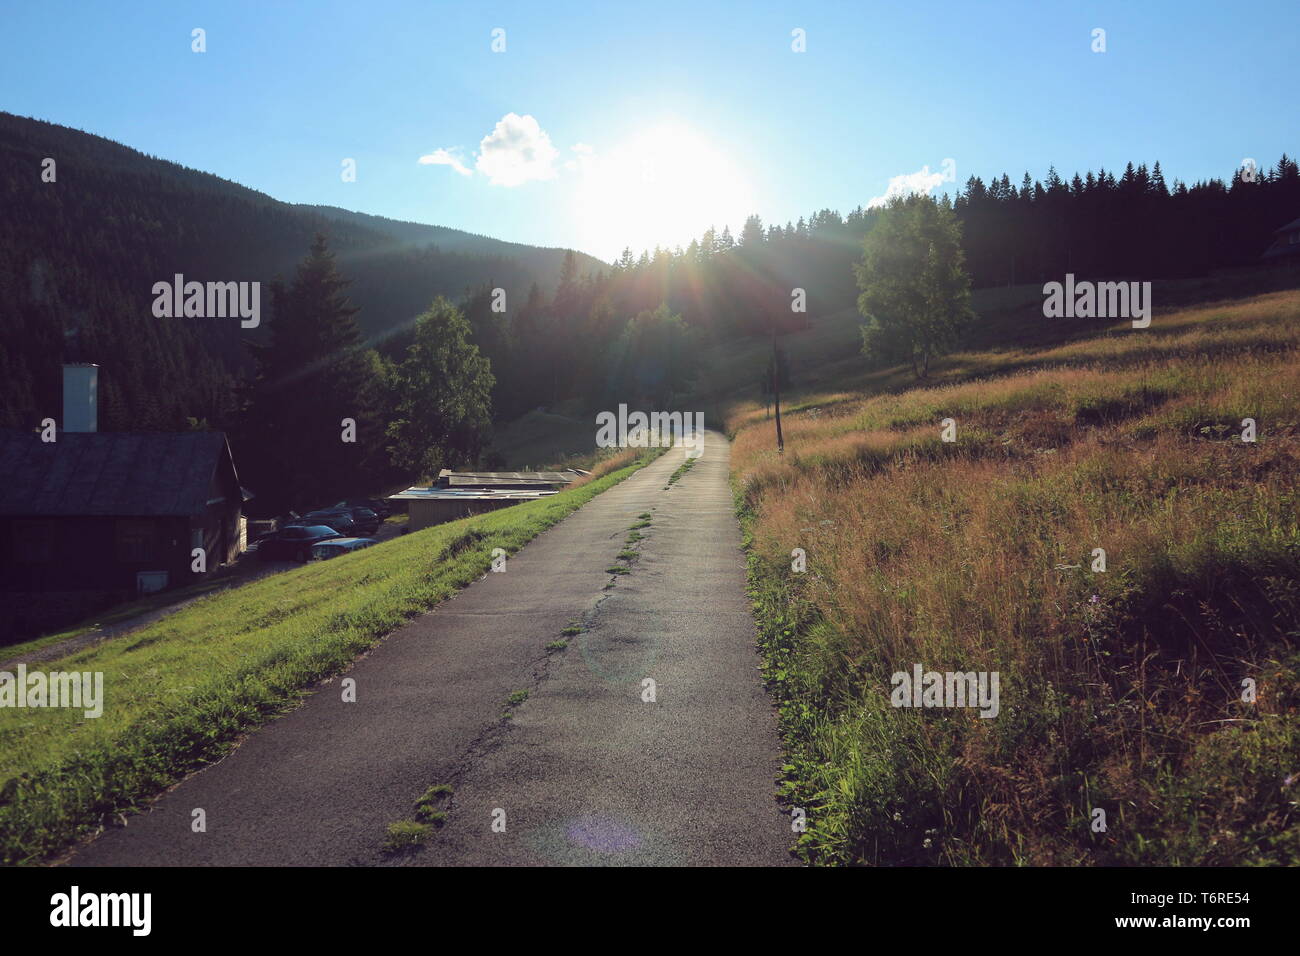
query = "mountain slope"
xmin=297 ymin=204 xmax=605 ymax=278
xmin=0 ymin=112 xmax=600 ymax=431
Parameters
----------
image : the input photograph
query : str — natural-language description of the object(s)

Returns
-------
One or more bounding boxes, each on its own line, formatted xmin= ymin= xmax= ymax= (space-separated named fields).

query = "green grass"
xmin=729 ymin=289 xmax=1300 ymax=866
xmin=605 ymin=566 xmax=630 ymax=575
xmin=502 ymin=689 xmax=530 ymax=718
xmin=413 ymin=784 xmax=452 ymax=825
xmin=0 ymin=448 xmax=661 ymax=865
xmin=666 ymin=456 xmax=697 ymax=486
xmin=0 ymin=573 xmax=240 ymax=663
xmin=382 ymin=820 xmax=431 ymax=852
xmin=545 ymin=639 xmax=569 ymax=651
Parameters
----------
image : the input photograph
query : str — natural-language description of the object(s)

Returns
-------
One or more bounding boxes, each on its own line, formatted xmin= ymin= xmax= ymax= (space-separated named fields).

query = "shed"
xmin=390 ymin=470 xmax=582 ymax=531
xmin=1263 ymin=216 xmax=1300 ymax=261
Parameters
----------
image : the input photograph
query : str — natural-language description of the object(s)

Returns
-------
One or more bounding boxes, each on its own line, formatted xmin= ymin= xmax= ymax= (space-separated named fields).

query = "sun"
xmin=572 ymin=121 xmax=754 ymax=262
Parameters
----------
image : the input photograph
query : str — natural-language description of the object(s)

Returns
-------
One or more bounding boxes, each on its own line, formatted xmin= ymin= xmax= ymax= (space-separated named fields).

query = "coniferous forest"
xmin=3 ymin=110 xmax=1297 ymax=514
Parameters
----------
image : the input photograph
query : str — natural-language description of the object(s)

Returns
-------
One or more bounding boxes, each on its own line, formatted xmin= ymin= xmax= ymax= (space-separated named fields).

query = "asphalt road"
xmin=72 ymin=432 xmax=793 ymax=866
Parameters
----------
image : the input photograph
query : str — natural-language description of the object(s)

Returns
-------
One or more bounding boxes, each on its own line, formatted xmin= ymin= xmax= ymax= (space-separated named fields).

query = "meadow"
xmin=728 ymin=287 xmax=1300 ymax=865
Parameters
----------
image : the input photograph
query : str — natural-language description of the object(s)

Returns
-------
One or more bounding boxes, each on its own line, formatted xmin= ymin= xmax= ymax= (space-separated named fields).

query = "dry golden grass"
xmin=732 ymin=288 xmax=1300 ymax=865
xmin=566 ymin=444 xmax=656 ymax=487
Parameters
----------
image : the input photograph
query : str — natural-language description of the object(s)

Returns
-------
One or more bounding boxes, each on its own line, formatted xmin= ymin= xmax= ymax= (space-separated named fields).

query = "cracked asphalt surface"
xmin=72 ymin=432 xmax=793 ymax=866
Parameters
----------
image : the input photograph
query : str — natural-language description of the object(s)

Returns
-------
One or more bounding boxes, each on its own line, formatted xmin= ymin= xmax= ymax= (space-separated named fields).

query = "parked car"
xmin=338 ymin=507 xmax=380 ymax=535
xmin=335 ymin=497 xmax=391 ymax=520
xmin=307 ymin=507 xmax=379 ymax=536
xmin=257 ymin=525 xmax=343 ymax=562
xmin=289 ymin=510 xmax=360 ymax=535
xmin=309 ymin=537 xmax=378 ymax=561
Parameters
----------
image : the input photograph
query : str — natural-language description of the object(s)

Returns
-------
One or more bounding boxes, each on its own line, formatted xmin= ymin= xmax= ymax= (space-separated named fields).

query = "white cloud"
xmin=417 ymin=148 xmax=472 ymax=176
xmin=564 ymin=142 xmax=596 ymax=173
xmin=474 ymin=112 xmax=559 ymax=187
xmin=867 ymin=165 xmax=946 ymax=208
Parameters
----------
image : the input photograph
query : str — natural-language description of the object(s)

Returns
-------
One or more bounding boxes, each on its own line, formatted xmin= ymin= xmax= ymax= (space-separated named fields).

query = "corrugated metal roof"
xmin=388 ymin=486 xmax=558 ymax=502
xmin=437 ymin=470 xmax=578 ymax=488
xmin=0 ymin=430 xmax=235 ymax=517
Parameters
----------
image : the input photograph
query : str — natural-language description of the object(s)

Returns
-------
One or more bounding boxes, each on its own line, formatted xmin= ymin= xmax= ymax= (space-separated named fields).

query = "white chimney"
xmin=62 ymin=364 xmax=98 ymax=433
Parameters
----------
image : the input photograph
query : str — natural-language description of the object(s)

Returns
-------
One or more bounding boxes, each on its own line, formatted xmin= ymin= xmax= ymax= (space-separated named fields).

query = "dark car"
xmin=257 ymin=525 xmax=343 ymax=562
xmin=335 ymin=498 xmax=392 ymax=520
xmin=310 ymin=506 xmax=379 ymax=536
xmin=290 ymin=510 xmax=360 ymax=535
xmin=340 ymin=507 xmax=380 ymax=535
xmin=309 ymin=537 xmax=378 ymax=561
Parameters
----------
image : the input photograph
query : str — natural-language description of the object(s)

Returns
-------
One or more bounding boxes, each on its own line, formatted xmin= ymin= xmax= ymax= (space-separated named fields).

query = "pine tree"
xmin=242 ymin=233 xmax=368 ymax=512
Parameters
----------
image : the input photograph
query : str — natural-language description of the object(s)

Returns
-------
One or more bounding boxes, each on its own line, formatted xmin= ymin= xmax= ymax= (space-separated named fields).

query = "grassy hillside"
xmin=728 ymin=287 xmax=1300 ymax=865
xmin=0 ymin=446 xmax=657 ymax=864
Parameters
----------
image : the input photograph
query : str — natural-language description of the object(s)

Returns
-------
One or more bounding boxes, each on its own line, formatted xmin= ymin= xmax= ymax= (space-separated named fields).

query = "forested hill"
xmin=0 ymin=111 xmax=601 ymax=431
xmin=295 ymin=204 xmax=601 ymax=275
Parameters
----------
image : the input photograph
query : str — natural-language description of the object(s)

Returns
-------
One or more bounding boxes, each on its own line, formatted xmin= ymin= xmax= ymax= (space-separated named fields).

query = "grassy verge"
xmin=0 ymin=446 xmax=660 ymax=864
xmin=0 ymin=573 xmax=243 ymax=663
xmin=665 ymin=455 xmax=697 ymax=488
xmin=732 ymin=289 xmax=1300 ymax=865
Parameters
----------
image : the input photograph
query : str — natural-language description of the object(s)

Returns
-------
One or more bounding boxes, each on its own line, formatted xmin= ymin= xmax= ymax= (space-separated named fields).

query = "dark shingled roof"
xmin=0 ymin=430 xmax=236 ymax=517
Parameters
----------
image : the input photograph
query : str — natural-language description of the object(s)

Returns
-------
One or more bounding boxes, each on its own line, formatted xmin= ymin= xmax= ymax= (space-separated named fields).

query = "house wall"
xmin=0 ymin=514 xmax=193 ymax=591
xmin=0 ymin=514 xmax=192 ymax=643
xmin=408 ymin=497 xmax=523 ymax=532
xmin=193 ymin=468 xmax=244 ymax=567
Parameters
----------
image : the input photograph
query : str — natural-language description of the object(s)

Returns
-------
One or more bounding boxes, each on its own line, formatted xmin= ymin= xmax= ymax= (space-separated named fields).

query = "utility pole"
xmin=770 ymin=327 xmax=784 ymax=454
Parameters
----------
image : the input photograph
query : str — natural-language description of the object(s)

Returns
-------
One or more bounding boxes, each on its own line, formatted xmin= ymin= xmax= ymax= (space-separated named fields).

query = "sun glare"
xmin=573 ymin=121 xmax=754 ymax=262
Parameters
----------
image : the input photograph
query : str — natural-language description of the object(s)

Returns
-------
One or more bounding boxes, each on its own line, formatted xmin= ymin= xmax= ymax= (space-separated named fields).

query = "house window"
xmin=115 ymin=519 xmax=157 ymax=563
xmin=136 ymin=571 xmax=169 ymax=594
xmin=11 ymin=520 xmax=56 ymax=564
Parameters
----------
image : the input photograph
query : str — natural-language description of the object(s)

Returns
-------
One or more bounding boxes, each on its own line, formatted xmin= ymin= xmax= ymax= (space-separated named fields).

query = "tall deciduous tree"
xmin=386 ymin=297 xmax=494 ymax=480
xmin=855 ymin=195 xmax=974 ymax=379
xmin=613 ymin=304 xmax=698 ymax=407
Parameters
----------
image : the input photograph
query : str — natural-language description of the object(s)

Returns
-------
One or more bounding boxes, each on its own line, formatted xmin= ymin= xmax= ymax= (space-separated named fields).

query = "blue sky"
xmin=2 ymin=0 xmax=1296 ymax=262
